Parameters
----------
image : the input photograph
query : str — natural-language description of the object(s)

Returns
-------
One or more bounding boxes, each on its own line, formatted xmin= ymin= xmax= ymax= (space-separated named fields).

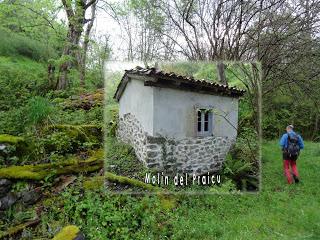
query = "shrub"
xmin=43 ymin=131 xmax=75 ymax=155
xmin=0 ymin=56 xmax=47 ymax=110
xmin=223 ymin=127 xmax=259 ymax=191
xmin=230 ymin=127 xmax=258 ymax=163
xmin=0 ymin=107 xmax=27 ymax=135
xmin=47 ymin=189 xmax=174 ymax=240
xmin=40 ymin=125 xmax=102 ymax=157
xmin=0 ymin=28 xmax=57 ymax=61
xmin=105 ymin=104 xmax=119 ymax=137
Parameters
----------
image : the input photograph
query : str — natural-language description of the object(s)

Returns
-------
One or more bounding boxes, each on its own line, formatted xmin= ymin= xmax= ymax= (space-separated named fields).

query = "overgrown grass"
xmin=29 ymin=141 xmax=319 ymax=239
xmin=0 ymin=55 xmax=103 ymax=135
xmin=26 ymin=96 xmax=54 ymax=128
xmin=159 ymin=61 xmax=246 ymax=87
xmin=0 ymin=28 xmax=57 ymax=61
xmin=0 ymin=56 xmax=47 ymax=110
xmin=168 ymin=141 xmax=320 ymax=239
xmin=105 ymin=137 xmax=148 ymax=180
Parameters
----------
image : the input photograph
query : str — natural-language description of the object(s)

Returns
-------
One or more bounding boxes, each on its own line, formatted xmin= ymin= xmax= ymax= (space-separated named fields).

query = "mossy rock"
xmin=51 ymin=97 xmax=65 ymax=104
xmin=0 ymin=219 xmax=40 ymax=239
xmin=61 ymin=89 xmax=104 ymax=111
xmin=85 ymin=173 xmax=177 ymax=211
xmin=0 ymin=149 xmax=104 ymax=180
xmin=45 ymin=124 xmax=103 ymax=141
xmin=83 ymin=176 xmax=104 ymax=190
xmin=53 ymin=225 xmax=84 ymax=240
xmin=0 ymin=134 xmax=29 ymax=157
xmin=157 ymin=192 xmax=177 ymax=211
xmin=105 ymin=172 xmax=161 ymax=192
xmin=84 ymin=173 xmax=161 ymax=191
xmin=42 ymin=125 xmax=103 ymax=154
xmin=0 ymin=134 xmax=25 ymax=145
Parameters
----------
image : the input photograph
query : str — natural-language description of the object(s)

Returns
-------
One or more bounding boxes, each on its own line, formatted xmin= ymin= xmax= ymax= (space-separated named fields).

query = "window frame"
xmin=196 ymin=107 xmax=213 ymax=137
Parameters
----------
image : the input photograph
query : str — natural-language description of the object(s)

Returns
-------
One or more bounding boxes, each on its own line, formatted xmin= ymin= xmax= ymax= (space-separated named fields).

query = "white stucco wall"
xmin=153 ymin=87 xmax=239 ymax=139
xmin=118 ymin=78 xmax=154 ymax=135
xmin=119 ymin=77 xmax=239 ymax=139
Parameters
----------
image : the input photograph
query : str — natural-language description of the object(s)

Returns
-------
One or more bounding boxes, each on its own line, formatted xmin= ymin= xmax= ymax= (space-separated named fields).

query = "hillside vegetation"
xmin=2 ymin=141 xmax=318 ymax=239
xmin=1 ymin=0 xmax=319 ymax=238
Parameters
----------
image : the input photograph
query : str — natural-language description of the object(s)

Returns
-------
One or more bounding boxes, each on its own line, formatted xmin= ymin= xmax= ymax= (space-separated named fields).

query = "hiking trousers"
xmin=283 ymin=159 xmax=299 ymax=184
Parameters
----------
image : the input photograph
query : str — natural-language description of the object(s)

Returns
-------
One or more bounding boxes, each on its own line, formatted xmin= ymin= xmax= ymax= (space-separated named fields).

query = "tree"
xmin=56 ymin=0 xmax=98 ymax=90
xmin=103 ymin=0 xmax=169 ymax=64
xmin=217 ymin=61 xmax=227 ymax=85
xmin=79 ymin=0 xmax=97 ymax=87
xmin=227 ymin=62 xmax=262 ymax=138
xmin=0 ymin=0 xmax=65 ymax=59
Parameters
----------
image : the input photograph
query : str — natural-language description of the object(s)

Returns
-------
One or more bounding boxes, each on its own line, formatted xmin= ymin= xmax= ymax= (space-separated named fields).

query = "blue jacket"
xmin=279 ymin=130 xmax=304 ymax=150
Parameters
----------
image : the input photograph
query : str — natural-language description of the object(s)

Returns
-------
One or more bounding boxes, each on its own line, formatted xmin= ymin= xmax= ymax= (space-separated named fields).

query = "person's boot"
xmin=293 ymin=174 xmax=300 ymax=184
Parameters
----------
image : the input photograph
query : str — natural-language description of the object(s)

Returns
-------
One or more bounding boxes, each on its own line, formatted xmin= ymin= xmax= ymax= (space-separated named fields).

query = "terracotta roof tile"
xmin=114 ymin=66 xmax=245 ymax=101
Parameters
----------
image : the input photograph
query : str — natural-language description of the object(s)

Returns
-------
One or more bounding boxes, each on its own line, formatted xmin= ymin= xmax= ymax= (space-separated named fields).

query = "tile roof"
xmin=114 ymin=66 xmax=245 ymax=101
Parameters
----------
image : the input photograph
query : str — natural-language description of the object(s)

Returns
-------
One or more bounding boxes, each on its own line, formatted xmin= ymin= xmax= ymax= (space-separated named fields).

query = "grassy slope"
xmin=0 ymin=56 xmax=46 ymax=106
xmin=169 ymin=141 xmax=320 ymax=240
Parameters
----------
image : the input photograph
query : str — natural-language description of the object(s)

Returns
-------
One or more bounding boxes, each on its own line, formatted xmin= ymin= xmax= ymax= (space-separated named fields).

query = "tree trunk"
xmin=311 ymin=112 xmax=319 ymax=141
xmin=251 ymin=62 xmax=262 ymax=163
xmin=217 ymin=61 xmax=227 ymax=85
xmin=56 ymin=0 xmax=97 ymax=90
xmin=56 ymin=62 xmax=69 ymax=90
xmin=80 ymin=2 xmax=97 ymax=87
xmin=56 ymin=24 xmax=83 ymax=90
xmin=47 ymin=63 xmax=55 ymax=89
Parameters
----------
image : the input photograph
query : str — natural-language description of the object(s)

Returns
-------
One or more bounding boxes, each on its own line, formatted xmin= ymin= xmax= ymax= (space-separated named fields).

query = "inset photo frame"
xmin=104 ymin=61 xmax=262 ymax=194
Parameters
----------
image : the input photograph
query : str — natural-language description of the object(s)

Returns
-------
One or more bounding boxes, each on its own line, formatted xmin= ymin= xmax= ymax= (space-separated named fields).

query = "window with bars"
xmin=197 ymin=109 xmax=213 ymax=136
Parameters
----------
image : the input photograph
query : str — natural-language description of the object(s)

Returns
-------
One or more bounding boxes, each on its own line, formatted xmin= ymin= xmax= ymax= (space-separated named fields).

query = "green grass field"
xmin=167 ymin=141 xmax=320 ymax=239
xmin=14 ymin=141 xmax=318 ymax=239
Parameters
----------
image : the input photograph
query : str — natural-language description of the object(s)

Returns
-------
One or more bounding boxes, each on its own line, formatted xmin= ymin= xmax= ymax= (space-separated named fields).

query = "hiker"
xmin=279 ymin=125 xmax=304 ymax=184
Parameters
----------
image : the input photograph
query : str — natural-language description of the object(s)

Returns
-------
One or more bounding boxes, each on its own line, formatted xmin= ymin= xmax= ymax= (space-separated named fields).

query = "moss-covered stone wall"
xmin=117 ymin=113 xmax=235 ymax=175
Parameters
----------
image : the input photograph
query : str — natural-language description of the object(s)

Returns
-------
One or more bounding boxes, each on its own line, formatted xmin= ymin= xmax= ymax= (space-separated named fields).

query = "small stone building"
xmin=114 ymin=67 xmax=245 ymax=175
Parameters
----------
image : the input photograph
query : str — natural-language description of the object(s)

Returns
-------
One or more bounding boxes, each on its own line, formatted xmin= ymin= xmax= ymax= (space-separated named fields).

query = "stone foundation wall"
xmin=117 ymin=113 xmax=235 ymax=175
